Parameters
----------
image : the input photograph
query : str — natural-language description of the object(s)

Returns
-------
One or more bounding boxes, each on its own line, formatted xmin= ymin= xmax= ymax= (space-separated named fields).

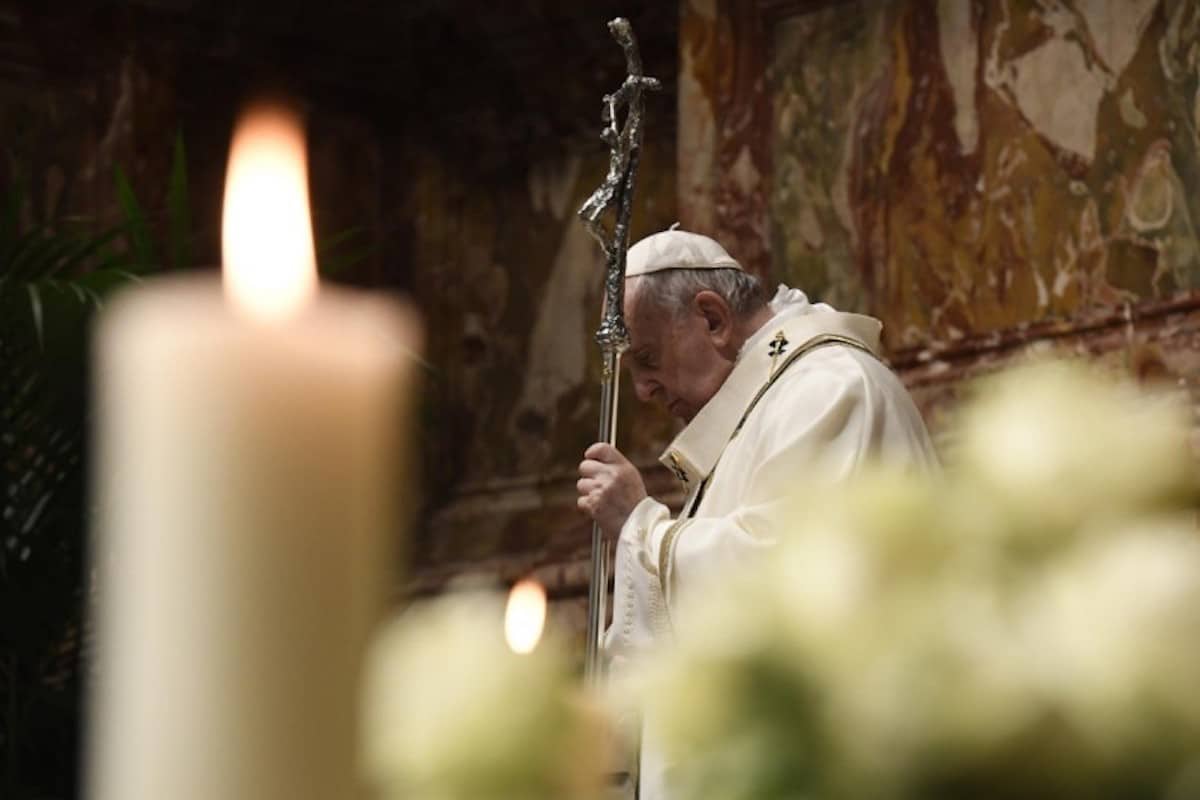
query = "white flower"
xmin=361 ymin=591 xmax=606 ymax=800
xmin=636 ymin=360 xmax=1200 ymax=799
xmin=955 ymin=361 xmax=1193 ymax=541
xmin=1018 ymin=519 xmax=1200 ymax=758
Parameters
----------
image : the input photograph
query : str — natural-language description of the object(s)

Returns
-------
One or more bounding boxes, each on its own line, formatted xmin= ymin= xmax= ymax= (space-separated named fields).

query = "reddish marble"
xmin=769 ymin=0 xmax=1200 ymax=355
xmin=678 ymin=0 xmax=773 ymax=277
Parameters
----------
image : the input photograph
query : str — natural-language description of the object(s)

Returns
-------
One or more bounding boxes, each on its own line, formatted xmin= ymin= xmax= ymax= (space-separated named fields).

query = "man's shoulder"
xmin=766 ymin=341 xmax=910 ymax=403
xmin=780 ymin=339 xmax=884 ymax=381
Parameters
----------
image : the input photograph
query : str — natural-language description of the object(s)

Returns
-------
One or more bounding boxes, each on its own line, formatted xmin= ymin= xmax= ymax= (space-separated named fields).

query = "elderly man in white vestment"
xmin=575 ymin=229 xmax=938 ymax=800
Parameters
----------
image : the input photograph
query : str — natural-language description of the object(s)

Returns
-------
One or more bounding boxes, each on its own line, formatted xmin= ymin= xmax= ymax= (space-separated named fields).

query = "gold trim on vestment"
xmin=661 ymin=335 xmax=878 ymax=608
xmin=730 ymin=334 xmax=874 ymax=443
xmin=658 ymin=518 xmax=691 ymax=611
xmin=636 ymin=542 xmax=658 ymax=577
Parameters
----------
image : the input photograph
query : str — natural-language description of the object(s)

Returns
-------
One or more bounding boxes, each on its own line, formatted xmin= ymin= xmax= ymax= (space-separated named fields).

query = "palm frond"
xmin=1 ymin=133 xmax=192 ymax=800
xmin=113 ymin=165 xmax=155 ymax=269
xmin=317 ymin=225 xmax=375 ymax=278
xmin=166 ymin=133 xmax=192 ymax=270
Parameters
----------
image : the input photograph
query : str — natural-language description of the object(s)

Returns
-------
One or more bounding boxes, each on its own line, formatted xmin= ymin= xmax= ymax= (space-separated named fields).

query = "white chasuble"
xmin=602 ymin=287 xmax=938 ymax=800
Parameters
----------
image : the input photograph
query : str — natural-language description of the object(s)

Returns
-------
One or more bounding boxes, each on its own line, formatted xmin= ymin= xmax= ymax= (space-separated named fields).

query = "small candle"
xmin=505 ymin=578 xmax=548 ymax=654
xmin=87 ymin=103 xmax=422 ymax=800
xmin=362 ymin=585 xmax=609 ymax=800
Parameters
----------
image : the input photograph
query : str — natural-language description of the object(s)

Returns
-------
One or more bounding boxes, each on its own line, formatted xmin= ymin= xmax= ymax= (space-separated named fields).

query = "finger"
xmin=584 ymin=442 xmax=618 ymax=462
xmin=578 ymin=459 xmax=611 ymax=478
xmin=576 ymin=477 xmax=599 ymax=495
xmin=576 ymin=495 xmax=594 ymax=515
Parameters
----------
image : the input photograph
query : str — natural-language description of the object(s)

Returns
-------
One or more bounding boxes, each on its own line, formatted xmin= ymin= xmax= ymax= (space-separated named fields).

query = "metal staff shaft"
xmin=578 ymin=17 xmax=660 ymax=684
xmin=584 ymin=350 xmax=621 ymax=684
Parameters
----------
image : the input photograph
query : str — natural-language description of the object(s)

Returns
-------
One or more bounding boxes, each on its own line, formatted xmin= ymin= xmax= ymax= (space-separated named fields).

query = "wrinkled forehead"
xmin=622 ymin=276 xmax=652 ymax=330
xmin=622 ymin=274 xmax=646 ymax=316
xmin=623 ymin=276 xmax=669 ymax=347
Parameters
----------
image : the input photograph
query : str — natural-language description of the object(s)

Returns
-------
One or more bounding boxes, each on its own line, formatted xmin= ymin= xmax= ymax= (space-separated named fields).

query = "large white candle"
xmin=87 ymin=104 xmax=421 ymax=800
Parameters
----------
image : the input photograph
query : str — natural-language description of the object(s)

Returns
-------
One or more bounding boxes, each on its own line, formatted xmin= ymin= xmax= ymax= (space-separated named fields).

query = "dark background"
xmin=0 ymin=2 xmax=678 ymax=796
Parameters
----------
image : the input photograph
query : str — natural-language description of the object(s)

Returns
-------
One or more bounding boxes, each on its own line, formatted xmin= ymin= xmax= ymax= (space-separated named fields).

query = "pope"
xmin=575 ymin=228 xmax=939 ymax=799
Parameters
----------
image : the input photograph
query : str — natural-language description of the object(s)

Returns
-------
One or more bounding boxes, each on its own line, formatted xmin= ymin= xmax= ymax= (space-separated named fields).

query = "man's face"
xmin=623 ymin=283 xmax=733 ymax=422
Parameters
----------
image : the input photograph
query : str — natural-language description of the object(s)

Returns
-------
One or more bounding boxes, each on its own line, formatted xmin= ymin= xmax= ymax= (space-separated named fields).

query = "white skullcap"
xmin=625 ymin=227 xmax=742 ymax=277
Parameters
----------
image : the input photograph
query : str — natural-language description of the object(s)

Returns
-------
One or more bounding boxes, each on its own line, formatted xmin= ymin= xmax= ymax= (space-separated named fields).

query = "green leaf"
xmin=14 ymin=230 xmax=82 ymax=281
xmin=21 ymin=231 xmax=79 ymax=279
xmin=72 ymin=267 xmax=141 ymax=307
xmin=317 ymin=226 xmax=375 ymax=279
xmin=113 ymin=165 xmax=155 ymax=268
xmin=166 ymin=132 xmax=192 ymax=270
xmin=57 ymin=226 xmax=126 ymax=276
xmin=0 ymin=172 xmax=23 ymax=243
xmin=317 ymin=225 xmax=366 ymax=252
xmin=24 ymin=282 xmax=44 ymax=350
xmin=3 ymin=227 xmax=50 ymax=279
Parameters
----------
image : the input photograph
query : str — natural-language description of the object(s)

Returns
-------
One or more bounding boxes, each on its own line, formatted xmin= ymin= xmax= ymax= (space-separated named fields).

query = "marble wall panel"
xmin=0 ymin=7 xmax=385 ymax=282
xmin=769 ymin=0 xmax=1200 ymax=352
xmin=679 ymin=0 xmax=773 ymax=277
xmin=0 ymin=22 xmax=180 ymax=236
xmin=898 ymin=296 xmax=1200 ymax=460
xmin=401 ymin=129 xmax=681 ymax=572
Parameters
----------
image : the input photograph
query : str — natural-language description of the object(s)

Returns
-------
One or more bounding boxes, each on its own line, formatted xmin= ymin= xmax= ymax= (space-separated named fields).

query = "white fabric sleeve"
xmin=602 ymin=496 xmax=675 ymax=668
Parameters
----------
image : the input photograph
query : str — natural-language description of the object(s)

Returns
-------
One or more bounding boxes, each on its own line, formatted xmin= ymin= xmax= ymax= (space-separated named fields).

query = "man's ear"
xmin=693 ymin=290 xmax=733 ymax=346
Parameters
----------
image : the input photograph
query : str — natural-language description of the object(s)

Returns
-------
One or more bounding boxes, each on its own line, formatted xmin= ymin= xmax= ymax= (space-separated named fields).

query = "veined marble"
xmin=769 ymin=0 xmax=1200 ymax=350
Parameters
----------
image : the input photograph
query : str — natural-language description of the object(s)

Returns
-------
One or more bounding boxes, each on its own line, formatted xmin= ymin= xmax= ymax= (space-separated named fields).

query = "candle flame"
xmin=221 ymin=103 xmax=317 ymax=321
xmin=504 ymin=579 xmax=547 ymax=654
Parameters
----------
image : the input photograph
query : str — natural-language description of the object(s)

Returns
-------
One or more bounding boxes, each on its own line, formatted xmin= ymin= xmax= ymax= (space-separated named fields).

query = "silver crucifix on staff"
xmin=578 ymin=17 xmax=660 ymax=683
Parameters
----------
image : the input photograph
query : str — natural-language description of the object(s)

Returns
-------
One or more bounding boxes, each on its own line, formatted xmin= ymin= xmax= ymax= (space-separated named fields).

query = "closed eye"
xmin=631 ymin=348 xmax=656 ymax=369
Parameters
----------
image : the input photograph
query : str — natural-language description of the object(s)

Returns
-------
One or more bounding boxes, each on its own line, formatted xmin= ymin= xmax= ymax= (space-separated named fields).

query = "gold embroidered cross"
xmin=768 ymin=331 xmax=789 ymax=371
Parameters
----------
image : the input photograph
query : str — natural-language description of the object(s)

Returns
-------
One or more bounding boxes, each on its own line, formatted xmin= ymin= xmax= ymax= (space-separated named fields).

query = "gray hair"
xmin=629 ymin=267 xmax=767 ymax=318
